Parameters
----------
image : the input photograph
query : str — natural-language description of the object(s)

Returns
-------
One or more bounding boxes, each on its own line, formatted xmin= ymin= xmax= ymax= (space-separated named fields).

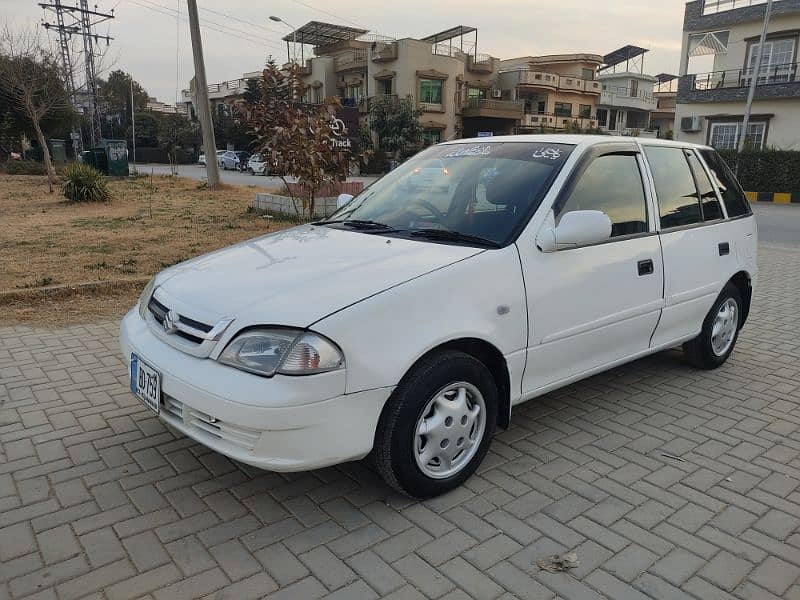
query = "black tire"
xmin=373 ymin=350 xmax=497 ymax=499
xmin=683 ymin=283 xmax=742 ymax=369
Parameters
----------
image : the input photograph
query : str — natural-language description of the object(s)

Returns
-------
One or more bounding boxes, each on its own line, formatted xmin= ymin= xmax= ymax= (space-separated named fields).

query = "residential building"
xmin=650 ymin=75 xmax=679 ymax=137
xmin=676 ymin=0 xmax=800 ymax=150
xmin=179 ymin=71 xmax=261 ymax=120
xmin=595 ymin=46 xmax=657 ymax=135
xmin=495 ymin=53 xmax=603 ymax=134
xmin=180 ymin=22 xmax=604 ymax=143
xmin=146 ymin=97 xmax=188 ymax=116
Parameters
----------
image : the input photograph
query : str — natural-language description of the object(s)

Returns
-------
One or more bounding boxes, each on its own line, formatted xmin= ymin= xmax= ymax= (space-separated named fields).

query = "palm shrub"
xmin=61 ymin=162 xmax=111 ymax=203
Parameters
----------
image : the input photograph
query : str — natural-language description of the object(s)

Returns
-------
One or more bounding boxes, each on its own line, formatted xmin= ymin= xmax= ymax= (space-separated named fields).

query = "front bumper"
xmin=120 ymin=308 xmax=392 ymax=471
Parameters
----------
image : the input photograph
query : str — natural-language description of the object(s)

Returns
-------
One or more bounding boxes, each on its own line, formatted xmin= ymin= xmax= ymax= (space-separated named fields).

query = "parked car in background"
xmin=122 ymin=135 xmax=757 ymax=498
xmin=219 ymin=151 xmax=249 ymax=171
xmin=247 ymin=154 xmax=268 ymax=175
xmin=198 ymin=150 xmax=224 ymax=166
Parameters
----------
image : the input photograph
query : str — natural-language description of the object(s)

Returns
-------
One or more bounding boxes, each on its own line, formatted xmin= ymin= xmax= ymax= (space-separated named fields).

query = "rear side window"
xmin=555 ymin=154 xmax=648 ymax=237
xmin=685 ymin=150 xmax=723 ymax=221
xmin=699 ymin=149 xmax=752 ymax=218
xmin=644 ymin=146 xmax=702 ymax=229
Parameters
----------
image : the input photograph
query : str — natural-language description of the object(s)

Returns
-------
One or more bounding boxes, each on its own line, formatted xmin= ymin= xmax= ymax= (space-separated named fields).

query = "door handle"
xmin=718 ymin=242 xmax=730 ymax=256
xmin=638 ymin=259 xmax=654 ymax=276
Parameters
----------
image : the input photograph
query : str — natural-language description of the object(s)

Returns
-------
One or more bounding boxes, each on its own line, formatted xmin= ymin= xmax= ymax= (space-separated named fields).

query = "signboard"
xmin=477 ymin=131 xmax=493 ymax=137
xmin=327 ymin=106 xmax=359 ymax=154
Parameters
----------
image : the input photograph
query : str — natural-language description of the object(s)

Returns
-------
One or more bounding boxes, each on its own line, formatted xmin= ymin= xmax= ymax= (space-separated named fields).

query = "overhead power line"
xmin=126 ymin=0 xmax=283 ymax=50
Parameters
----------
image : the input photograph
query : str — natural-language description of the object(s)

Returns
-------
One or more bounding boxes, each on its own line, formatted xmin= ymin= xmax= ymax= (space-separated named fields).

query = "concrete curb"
xmin=745 ymin=191 xmax=800 ymax=204
xmin=0 ymin=278 xmax=149 ymax=305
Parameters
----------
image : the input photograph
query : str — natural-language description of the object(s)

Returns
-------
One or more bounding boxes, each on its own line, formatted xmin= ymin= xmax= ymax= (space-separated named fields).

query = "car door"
xmin=518 ymin=143 xmax=664 ymax=395
xmin=643 ymin=145 xmax=735 ymax=347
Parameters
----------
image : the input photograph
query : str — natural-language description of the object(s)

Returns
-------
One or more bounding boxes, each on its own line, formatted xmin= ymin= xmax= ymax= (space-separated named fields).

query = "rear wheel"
xmin=683 ymin=283 xmax=742 ymax=369
xmin=373 ymin=351 xmax=497 ymax=498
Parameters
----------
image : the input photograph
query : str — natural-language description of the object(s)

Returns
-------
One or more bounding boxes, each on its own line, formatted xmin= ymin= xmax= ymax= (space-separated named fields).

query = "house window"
xmin=747 ymin=38 xmax=796 ymax=83
xmin=630 ymin=80 xmax=639 ymax=98
xmin=578 ymin=104 xmax=592 ymax=118
xmin=379 ymin=78 xmax=392 ymax=95
xmin=345 ymin=84 xmax=363 ymax=100
xmin=420 ymin=79 xmax=443 ymax=104
xmin=422 ymin=129 xmax=442 ymax=146
xmin=709 ymin=121 xmax=766 ymax=150
xmin=554 ymin=102 xmax=572 ymax=117
xmin=582 ymin=68 xmax=594 ymax=80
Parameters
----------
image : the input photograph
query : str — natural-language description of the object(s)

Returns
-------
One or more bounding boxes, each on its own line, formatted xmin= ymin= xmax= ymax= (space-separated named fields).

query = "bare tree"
xmin=0 ymin=23 xmax=72 ymax=191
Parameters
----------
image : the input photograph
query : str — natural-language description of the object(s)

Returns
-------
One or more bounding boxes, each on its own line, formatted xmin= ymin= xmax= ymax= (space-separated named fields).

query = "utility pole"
xmin=41 ymin=0 xmax=114 ymax=151
xmin=186 ymin=0 xmax=220 ymax=188
xmin=130 ymin=78 xmax=137 ymax=174
xmin=737 ymin=0 xmax=773 ymax=156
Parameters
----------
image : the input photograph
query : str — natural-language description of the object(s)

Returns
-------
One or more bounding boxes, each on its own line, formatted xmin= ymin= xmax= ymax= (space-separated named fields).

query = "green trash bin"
xmin=98 ymin=139 xmax=129 ymax=176
xmin=49 ymin=139 xmax=67 ymax=164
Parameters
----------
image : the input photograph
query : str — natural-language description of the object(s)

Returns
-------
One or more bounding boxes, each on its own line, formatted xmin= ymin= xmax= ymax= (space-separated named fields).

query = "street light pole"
xmin=269 ymin=15 xmax=297 ymax=64
xmin=737 ymin=0 xmax=773 ymax=157
xmin=187 ymin=0 xmax=220 ymax=188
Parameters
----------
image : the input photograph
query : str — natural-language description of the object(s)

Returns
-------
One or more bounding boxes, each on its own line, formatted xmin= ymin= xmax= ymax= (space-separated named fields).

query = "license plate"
xmin=130 ymin=353 xmax=160 ymax=414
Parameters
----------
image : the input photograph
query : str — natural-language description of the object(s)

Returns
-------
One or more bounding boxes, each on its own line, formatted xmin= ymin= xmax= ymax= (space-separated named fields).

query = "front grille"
xmin=148 ymin=297 xmax=213 ymax=345
xmin=161 ymin=394 xmax=259 ymax=452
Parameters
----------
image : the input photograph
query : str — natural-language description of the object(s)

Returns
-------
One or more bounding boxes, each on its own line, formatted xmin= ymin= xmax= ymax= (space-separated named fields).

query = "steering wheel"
xmin=410 ymin=199 xmax=447 ymax=224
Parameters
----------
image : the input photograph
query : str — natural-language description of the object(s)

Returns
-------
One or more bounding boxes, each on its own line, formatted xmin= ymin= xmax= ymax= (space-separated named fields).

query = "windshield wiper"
xmin=313 ymin=219 xmax=395 ymax=230
xmin=409 ymin=229 xmax=501 ymax=248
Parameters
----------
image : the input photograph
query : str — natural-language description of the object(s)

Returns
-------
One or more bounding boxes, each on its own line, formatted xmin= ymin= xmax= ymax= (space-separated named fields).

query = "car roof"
xmin=441 ymin=134 xmax=712 ymax=152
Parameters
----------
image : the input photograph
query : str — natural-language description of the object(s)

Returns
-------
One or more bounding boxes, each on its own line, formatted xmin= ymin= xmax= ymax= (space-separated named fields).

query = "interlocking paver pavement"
xmin=2 ymin=244 xmax=800 ymax=599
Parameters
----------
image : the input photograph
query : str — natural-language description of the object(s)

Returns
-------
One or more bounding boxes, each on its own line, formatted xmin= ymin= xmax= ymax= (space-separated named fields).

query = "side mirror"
xmin=337 ymin=193 xmax=354 ymax=209
xmin=537 ymin=210 xmax=612 ymax=252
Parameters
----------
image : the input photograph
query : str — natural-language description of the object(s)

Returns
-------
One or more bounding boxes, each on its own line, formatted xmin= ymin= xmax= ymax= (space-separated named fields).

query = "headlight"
xmin=138 ymin=276 xmax=156 ymax=320
xmin=218 ymin=328 xmax=344 ymax=377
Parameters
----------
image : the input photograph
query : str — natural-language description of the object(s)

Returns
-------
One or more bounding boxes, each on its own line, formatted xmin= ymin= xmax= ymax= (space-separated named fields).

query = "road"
xmin=133 ymin=162 xmax=379 ymax=190
xmin=751 ymin=202 xmax=800 ymax=248
xmin=136 ymin=164 xmax=797 ymax=247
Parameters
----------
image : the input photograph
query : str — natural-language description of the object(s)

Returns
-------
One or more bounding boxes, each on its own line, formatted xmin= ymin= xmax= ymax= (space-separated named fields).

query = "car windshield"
xmin=321 ymin=141 xmax=574 ymax=246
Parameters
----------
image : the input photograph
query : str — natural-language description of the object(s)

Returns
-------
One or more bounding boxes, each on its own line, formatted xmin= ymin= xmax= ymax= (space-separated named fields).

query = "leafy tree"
xmin=157 ymin=113 xmax=201 ymax=161
xmin=98 ymin=69 xmax=148 ymax=126
xmin=368 ymin=95 xmax=423 ymax=159
xmin=245 ymin=60 xmax=364 ymax=217
xmin=0 ymin=24 xmax=74 ymax=191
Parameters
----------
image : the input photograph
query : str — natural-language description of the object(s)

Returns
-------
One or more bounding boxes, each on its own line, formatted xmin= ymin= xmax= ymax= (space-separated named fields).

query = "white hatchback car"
xmin=121 ymin=135 xmax=757 ymax=498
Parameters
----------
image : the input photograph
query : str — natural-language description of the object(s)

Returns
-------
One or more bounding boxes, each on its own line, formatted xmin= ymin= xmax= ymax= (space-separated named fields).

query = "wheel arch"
xmin=728 ymin=270 xmax=752 ymax=328
xmin=396 ymin=337 xmax=512 ymax=431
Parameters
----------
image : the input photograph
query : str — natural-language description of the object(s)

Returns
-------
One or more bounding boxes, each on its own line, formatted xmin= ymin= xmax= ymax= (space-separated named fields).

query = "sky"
xmin=2 ymin=0 xmax=688 ymax=103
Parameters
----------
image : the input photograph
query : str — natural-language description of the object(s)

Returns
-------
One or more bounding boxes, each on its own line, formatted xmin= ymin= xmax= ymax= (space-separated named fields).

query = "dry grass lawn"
xmin=0 ymin=174 xmax=291 ymax=325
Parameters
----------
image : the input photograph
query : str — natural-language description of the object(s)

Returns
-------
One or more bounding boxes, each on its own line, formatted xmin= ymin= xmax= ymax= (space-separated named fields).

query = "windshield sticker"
xmin=531 ymin=147 xmax=563 ymax=161
xmin=443 ymin=144 xmax=493 ymax=158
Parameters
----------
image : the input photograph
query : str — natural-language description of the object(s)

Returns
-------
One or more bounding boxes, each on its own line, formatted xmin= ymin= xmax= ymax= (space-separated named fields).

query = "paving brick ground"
xmin=1 ymin=243 xmax=800 ymax=600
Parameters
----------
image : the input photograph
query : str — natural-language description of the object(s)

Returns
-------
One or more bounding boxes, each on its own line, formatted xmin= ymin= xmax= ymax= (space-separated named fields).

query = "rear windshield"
xmin=699 ymin=149 xmax=752 ymax=218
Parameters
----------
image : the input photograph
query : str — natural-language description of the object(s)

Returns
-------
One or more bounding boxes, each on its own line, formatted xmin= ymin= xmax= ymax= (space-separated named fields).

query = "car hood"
xmin=154 ymin=225 xmax=483 ymax=327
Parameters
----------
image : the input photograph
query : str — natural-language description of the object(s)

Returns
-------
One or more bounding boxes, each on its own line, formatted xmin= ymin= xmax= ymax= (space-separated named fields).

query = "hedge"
xmin=718 ymin=149 xmax=800 ymax=193
xmin=4 ymin=160 xmax=47 ymax=175
xmin=132 ymin=147 xmax=196 ymax=164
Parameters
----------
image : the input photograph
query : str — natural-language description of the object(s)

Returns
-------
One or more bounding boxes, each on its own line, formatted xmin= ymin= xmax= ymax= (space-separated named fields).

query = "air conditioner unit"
xmin=491 ymin=89 xmax=503 ymax=98
xmin=680 ymin=116 xmax=702 ymax=132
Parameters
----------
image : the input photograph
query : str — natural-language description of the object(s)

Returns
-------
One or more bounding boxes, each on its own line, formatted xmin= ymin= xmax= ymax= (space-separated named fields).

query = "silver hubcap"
xmin=711 ymin=298 xmax=738 ymax=357
xmin=414 ymin=382 xmax=486 ymax=479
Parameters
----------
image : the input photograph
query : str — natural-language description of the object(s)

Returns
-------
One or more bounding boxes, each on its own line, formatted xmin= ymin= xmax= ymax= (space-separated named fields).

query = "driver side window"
xmin=555 ymin=154 xmax=648 ymax=238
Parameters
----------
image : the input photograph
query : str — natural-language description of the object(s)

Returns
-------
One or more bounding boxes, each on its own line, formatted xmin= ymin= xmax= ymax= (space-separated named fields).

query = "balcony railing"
xmin=602 ymin=85 xmax=654 ymax=101
xmin=520 ymin=112 xmax=598 ymax=130
xmin=702 ymin=0 xmax=787 ymax=15
xmin=689 ymin=62 xmax=800 ymax=90
xmin=461 ymin=98 xmax=525 ymax=118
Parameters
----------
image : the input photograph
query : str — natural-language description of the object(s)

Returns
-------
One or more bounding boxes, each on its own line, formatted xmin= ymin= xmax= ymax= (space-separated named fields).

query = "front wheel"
xmin=373 ymin=351 xmax=497 ymax=498
xmin=683 ymin=283 xmax=742 ymax=369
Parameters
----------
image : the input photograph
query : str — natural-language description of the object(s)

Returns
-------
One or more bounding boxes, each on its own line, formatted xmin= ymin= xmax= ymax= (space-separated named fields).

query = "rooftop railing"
xmin=702 ymin=0 xmax=787 ymax=14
